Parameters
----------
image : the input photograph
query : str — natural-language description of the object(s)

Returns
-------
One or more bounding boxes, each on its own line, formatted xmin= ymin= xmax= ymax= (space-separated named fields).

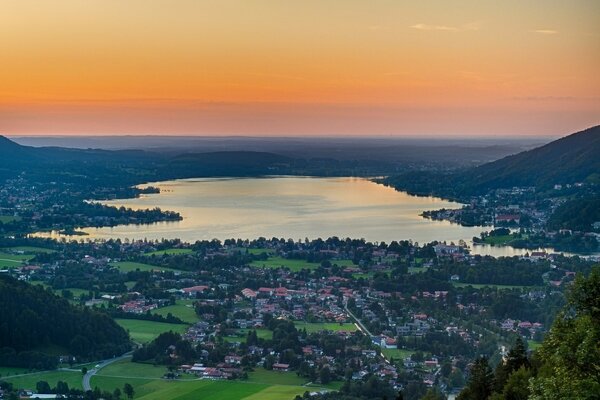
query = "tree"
xmin=81 ymin=366 xmax=88 ymax=375
xmin=529 ymin=267 xmax=600 ymax=399
xmin=123 ymin=383 xmax=135 ymax=399
xmin=36 ymin=381 xmax=51 ymax=394
xmin=458 ymin=356 xmax=494 ymax=400
xmin=502 ymin=366 xmax=531 ymax=400
xmin=421 ymin=388 xmax=446 ymax=400
xmin=319 ymin=366 xmax=331 ymax=384
xmin=113 ymin=388 xmax=122 ymax=399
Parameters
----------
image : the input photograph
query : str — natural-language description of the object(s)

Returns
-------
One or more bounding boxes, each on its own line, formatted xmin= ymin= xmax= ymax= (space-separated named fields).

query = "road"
xmin=344 ymin=301 xmax=373 ymax=337
xmin=82 ymin=353 xmax=132 ymax=391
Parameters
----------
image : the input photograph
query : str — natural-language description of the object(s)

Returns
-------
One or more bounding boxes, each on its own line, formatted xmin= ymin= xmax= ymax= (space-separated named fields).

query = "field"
xmin=331 ymin=259 xmax=356 ymax=267
xmin=153 ymin=300 xmax=199 ymax=324
xmin=223 ymin=328 xmax=272 ymax=343
xmin=0 ymin=250 xmax=34 ymax=268
xmin=482 ymin=234 xmax=522 ymax=246
xmin=0 ymin=216 xmax=21 ymax=224
xmin=145 ymin=248 xmax=194 ymax=256
xmin=0 ymin=366 xmax=29 ymax=377
xmin=381 ymin=348 xmax=414 ymax=360
xmin=294 ymin=322 xmax=358 ymax=333
xmin=2 ymin=246 xmax=55 ymax=254
xmin=110 ymin=261 xmax=181 ymax=273
xmin=527 ymin=340 xmax=543 ymax=350
xmin=249 ymin=256 xmax=320 ymax=271
xmin=452 ymin=282 xmax=533 ymax=290
xmin=246 ymin=248 xmax=273 ymax=255
xmin=92 ymin=360 xmax=327 ymax=400
xmin=115 ymin=319 xmax=188 ymax=343
xmin=2 ymin=369 xmax=83 ymax=391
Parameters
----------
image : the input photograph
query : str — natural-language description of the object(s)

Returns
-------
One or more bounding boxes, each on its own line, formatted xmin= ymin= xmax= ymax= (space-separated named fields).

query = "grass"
xmin=247 ymin=248 xmax=273 ymax=255
xmin=94 ymin=378 xmax=271 ymax=400
xmin=110 ymin=261 xmax=180 ymax=273
xmin=452 ymin=282 xmax=533 ymax=290
xmin=223 ymin=328 xmax=272 ymax=343
xmin=2 ymin=370 xmax=83 ymax=391
xmin=294 ymin=322 xmax=357 ymax=334
xmin=527 ymin=340 xmax=543 ymax=350
xmin=482 ymin=234 xmax=521 ymax=246
xmin=332 ymin=259 xmax=356 ymax=267
xmin=0 ymin=251 xmax=34 ymax=268
xmin=381 ymin=348 xmax=414 ymax=360
xmin=145 ymin=248 xmax=194 ymax=256
xmin=249 ymin=256 xmax=320 ymax=271
xmin=2 ymin=246 xmax=55 ymax=254
xmin=92 ymin=372 xmax=321 ymax=400
xmin=0 ymin=216 xmax=21 ymax=224
xmin=115 ymin=319 xmax=188 ymax=343
xmin=0 ymin=366 xmax=29 ymax=377
xmin=153 ymin=300 xmax=199 ymax=324
xmin=246 ymin=369 xmax=307 ymax=386
xmin=97 ymin=359 xmax=168 ymax=379
xmin=90 ymin=360 xmax=334 ymax=400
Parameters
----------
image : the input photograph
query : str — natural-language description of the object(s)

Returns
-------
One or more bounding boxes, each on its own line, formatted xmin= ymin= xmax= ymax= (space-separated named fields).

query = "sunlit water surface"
xmin=35 ymin=177 xmax=561 ymax=257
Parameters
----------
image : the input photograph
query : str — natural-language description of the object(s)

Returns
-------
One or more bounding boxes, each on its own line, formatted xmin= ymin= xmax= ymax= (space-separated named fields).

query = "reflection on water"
xmin=33 ymin=177 xmax=564 ymax=257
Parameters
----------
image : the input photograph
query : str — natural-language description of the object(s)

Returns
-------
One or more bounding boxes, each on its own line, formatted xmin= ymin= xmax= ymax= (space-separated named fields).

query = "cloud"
xmin=411 ymin=22 xmax=480 ymax=32
xmin=531 ymin=29 xmax=558 ymax=35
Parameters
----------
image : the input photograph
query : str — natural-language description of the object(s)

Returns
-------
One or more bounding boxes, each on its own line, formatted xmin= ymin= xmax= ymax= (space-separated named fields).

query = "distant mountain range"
xmin=0 ymin=125 xmax=598 ymax=190
xmin=382 ymin=125 xmax=600 ymax=198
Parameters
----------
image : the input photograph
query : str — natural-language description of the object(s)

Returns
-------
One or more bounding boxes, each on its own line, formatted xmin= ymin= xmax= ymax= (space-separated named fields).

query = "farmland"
xmin=153 ymin=300 xmax=199 ymax=324
xmin=294 ymin=322 xmax=358 ymax=333
xmin=110 ymin=261 xmax=181 ymax=273
xmin=249 ymin=256 xmax=320 ymax=271
xmin=145 ymin=248 xmax=194 ymax=256
xmin=92 ymin=360 xmax=327 ymax=400
xmin=115 ymin=319 xmax=188 ymax=343
xmin=2 ymin=369 xmax=83 ymax=391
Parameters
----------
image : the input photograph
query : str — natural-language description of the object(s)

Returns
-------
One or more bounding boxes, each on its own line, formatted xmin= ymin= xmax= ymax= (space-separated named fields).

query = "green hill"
xmin=382 ymin=125 xmax=600 ymax=198
xmin=0 ymin=276 xmax=130 ymax=368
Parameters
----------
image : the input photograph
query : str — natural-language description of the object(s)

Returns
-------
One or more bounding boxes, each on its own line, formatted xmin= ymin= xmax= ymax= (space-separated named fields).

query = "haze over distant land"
xmin=1 ymin=1 xmax=598 ymax=136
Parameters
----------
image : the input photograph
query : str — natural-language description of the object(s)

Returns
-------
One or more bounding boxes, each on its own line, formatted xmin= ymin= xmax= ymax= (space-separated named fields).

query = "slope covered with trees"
xmin=457 ymin=266 xmax=600 ymax=400
xmin=0 ymin=276 xmax=130 ymax=368
xmin=382 ymin=125 xmax=600 ymax=198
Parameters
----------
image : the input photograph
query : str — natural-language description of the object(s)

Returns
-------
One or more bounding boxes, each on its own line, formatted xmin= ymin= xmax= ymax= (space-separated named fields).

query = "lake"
xmin=35 ymin=177 xmax=552 ymax=257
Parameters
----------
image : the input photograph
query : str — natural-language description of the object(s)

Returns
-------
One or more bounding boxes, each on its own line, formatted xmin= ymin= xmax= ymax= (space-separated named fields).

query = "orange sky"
xmin=1 ymin=0 xmax=599 ymax=136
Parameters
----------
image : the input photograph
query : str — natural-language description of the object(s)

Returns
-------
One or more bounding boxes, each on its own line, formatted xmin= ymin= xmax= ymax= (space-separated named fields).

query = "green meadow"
xmin=145 ymin=248 xmax=194 ymax=256
xmin=2 ymin=370 xmax=83 ymax=391
xmin=0 ymin=216 xmax=21 ymax=224
xmin=153 ymin=300 xmax=199 ymax=324
xmin=249 ymin=256 xmax=320 ymax=271
xmin=92 ymin=360 xmax=330 ymax=400
xmin=115 ymin=319 xmax=188 ymax=343
xmin=294 ymin=322 xmax=357 ymax=333
xmin=452 ymin=282 xmax=533 ymax=290
xmin=110 ymin=261 xmax=180 ymax=273
xmin=0 ymin=251 xmax=34 ymax=268
xmin=380 ymin=348 xmax=414 ymax=360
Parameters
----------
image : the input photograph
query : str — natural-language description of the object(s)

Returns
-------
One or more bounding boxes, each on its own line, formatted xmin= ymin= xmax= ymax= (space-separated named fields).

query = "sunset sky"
xmin=1 ymin=0 xmax=599 ymax=136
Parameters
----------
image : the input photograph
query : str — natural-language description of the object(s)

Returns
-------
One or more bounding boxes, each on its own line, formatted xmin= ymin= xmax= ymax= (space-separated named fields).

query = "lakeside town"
xmin=1 ymin=232 xmax=595 ymax=399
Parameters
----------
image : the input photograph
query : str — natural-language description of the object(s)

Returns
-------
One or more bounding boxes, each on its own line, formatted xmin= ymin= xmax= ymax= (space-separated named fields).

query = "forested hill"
xmin=0 ymin=276 xmax=130 ymax=368
xmin=461 ymin=125 xmax=600 ymax=192
xmin=382 ymin=125 xmax=600 ymax=198
xmin=162 ymin=151 xmax=297 ymax=178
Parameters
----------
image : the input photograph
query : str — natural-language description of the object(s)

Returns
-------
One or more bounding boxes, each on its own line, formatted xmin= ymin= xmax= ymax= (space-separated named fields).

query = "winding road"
xmin=82 ymin=353 xmax=132 ymax=391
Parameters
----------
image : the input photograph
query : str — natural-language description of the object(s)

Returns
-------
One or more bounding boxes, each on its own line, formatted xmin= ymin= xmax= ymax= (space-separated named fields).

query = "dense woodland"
xmin=0 ymin=276 xmax=130 ymax=368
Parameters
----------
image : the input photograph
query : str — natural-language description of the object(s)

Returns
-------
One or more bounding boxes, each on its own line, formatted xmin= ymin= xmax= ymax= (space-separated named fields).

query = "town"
xmin=0 ymin=233 xmax=595 ymax=400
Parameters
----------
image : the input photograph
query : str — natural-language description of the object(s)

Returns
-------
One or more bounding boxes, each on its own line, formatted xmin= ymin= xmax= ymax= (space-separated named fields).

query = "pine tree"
xmin=458 ymin=356 xmax=494 ymax=400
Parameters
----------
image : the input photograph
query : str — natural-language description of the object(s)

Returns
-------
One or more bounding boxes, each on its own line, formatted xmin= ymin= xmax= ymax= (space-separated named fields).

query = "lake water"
xmin=35 ymin=177 xmax=555 ymax=257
